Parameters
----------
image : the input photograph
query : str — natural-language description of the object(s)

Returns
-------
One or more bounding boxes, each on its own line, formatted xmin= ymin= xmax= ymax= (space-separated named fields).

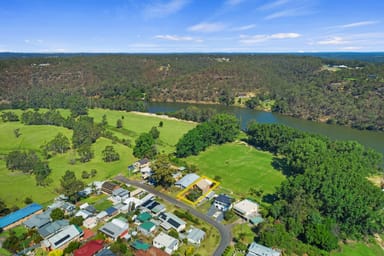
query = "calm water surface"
xmin=147 ymin=102 xmax=384 ymax=157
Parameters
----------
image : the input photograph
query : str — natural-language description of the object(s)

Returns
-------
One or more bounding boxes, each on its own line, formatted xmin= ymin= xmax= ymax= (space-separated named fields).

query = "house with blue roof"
xmin=0 ymin=203 xmax=43 ymax=230
xmin=213 ymin=194 xmax=232 ymax=212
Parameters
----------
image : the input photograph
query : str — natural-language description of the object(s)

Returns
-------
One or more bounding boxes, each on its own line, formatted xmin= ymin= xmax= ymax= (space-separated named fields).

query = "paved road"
xmin=115 ymin=175 xmax=231 ymax=256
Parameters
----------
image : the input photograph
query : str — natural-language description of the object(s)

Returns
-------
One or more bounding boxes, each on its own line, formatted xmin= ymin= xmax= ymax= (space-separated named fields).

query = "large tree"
xmin=102 ymin=145 xmax=120 ymax=162
xmin=60 ymin=170 xmax=84 ymax=200
xmin=150 ymin=154 xmax=174 ymax=188
xmin=133 ymin=133 xmax=157 ymax=159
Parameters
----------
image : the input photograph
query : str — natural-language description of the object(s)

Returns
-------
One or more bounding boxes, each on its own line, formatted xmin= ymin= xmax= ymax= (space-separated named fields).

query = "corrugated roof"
xmin=187 ymin=228 xmax=205 ymax=243
xmin=247 ymin=242 xmax=281 ymax=256
xmin=175 ymin=173 xmax=200 ymax=188
xmin=0 ymin=203 xmax=43 ymax=229
xmin=74 ymin=240 xmax=104 ymax=256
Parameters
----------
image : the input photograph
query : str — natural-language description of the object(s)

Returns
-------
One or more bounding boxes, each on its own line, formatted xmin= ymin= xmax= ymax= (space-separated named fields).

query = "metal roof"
xmin=0 ymin=203 xmax=43 ymax=229
xmin=247 ymin=242 xmax=281 ymax=256
xmin=187 ymin=228 xmax=205 ymax=244
xmin=175 ymin=173 xmax=200 ymax=188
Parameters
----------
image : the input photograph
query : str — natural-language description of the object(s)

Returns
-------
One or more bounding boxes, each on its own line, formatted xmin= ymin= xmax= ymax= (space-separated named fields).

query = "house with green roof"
xmin=138 ymin=221 xmax=156 ymax=235
xmin=131 ymin=240 xmax=150 ymax=251
xmin=137 ymin=212 xmax=152 ymax=222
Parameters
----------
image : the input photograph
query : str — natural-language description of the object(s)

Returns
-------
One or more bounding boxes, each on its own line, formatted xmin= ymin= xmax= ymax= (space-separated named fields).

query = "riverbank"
xmin=130 ymin=111 xmax=197 ymax=124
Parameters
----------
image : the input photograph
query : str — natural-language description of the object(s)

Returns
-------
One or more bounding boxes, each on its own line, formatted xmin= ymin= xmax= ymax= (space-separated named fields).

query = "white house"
xmin=153 ymin=232 xmax=179 ymax=254
xmin=187 ymin=228 xmax=206 ymax=245
xmin=233 ymin=199 xmax=259 ymax=221
xmin=83 ymin=216 xmax=97 ymax=229
xmin=159 ymin=212 xmax=186 ymax=232
xmin=46 ymin=225 xmax=82 ymax=250
xmin=112 ymin=188 xmax=130 ymax=202
xmin=246 ymin=242 xmax=281 ymax=256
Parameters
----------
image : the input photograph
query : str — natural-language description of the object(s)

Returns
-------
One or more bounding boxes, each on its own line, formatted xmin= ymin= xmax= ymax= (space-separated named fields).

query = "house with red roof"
xmin=74 ymin=240 xmax=104 ymax=256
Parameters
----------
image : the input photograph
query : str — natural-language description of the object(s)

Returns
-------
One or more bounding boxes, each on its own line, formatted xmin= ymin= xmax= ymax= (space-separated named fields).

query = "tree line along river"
xmin=147 ymin=102 xmax=384 ymax=158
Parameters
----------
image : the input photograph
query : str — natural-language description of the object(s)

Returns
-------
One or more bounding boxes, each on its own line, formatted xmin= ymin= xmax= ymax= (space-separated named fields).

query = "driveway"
xmin=115 ymin=175 xmax=231 ymax=256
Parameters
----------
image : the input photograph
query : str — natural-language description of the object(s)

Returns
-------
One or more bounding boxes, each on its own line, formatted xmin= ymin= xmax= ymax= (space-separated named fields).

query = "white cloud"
xmin=259 ymin=0 xmax=290 ymax=10
xmin=317 ymin=37 xmax=348 ymax=45
xmin=240 ymin=32 xmax=301 ymax=44
xmin=143 ymin=0 xmax=190 ymax=18
xmin=154 ymin=34 xmax=202 ymax=42
xmin=232 ymin=24 xmax=256 ymax=31
xmin=340 ymin=46 xmax=362 ymax=51
xmin=270 ymin=33 xmax=301 ymax=39
xmin=188 ymin=22 xmax=226 ymax=33
xmin=341 ymin=20 xmax=379 ymax=28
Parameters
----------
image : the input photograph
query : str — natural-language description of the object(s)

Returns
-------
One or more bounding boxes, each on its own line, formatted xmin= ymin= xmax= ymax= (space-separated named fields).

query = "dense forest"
xmin=0 ymin=54 xmax=383 ymax=130
xmin=246 ymin=122 xmax=384 ymax=255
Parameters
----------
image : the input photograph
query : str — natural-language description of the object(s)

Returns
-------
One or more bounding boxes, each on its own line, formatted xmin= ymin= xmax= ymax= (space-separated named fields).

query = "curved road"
xmin=115 ymin=175 xmax=231 ymax=256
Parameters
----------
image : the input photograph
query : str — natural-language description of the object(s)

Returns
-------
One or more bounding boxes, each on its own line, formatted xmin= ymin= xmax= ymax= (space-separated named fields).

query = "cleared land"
xmin=331 ymin=242 xmax=384 ymax=256
xmin=0 ymin=109 xmax=196 ymax=207
xmin=186 ymin=142 xmax=285 ymax=198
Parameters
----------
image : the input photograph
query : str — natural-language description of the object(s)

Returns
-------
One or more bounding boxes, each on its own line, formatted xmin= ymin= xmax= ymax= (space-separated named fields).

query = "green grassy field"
xmin=0 ymin=109 xmax=196 ymax=207
xmin=186 ymin=142 xmax=285 ymax=199
xmin=331 ymin=241 xmax=384 ymax=256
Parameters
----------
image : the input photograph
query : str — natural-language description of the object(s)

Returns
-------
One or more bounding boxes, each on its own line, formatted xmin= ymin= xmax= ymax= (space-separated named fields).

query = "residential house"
xmin=38 ymin=219 xmax=69 ymax=239
xmin=105 ymin=206 xmax=119 ymax=218
xmin=213 ymin=194 xmax=232 ymax=212
xmin=74 ymin=240 xmax=104 ymax=256
xmin=24 ymin=209 xmax=52 ymax=229
xmin=99 ymin=218 xmax=129 ymax=241
xmin=159 ymin=212 xmax=186 ymax=232
xmin=136 ymin=158 xmax=150 ymax=169
xmin=138 ymin=221 xmax=156 ymax=235
xmin=246 ymin=242 xmax=281 ymax=256
xmin=96 ymin=211 xmax=108 ymax=221
xmin=194 ymin=178 xmax=212 ymax=194
xmin=101 ymin=181 xmax=119 ymax=195
xmin=0 ymin=203 xmax=43 ymax=230
xmin=131 ymin=240 xmax=150 ymax=251
xmin=75 ymin=209 xmax=93 ymax=220
xmin=137 ymin=212 xmax=152 ymax=223
xmin=233 ymin=199 xmax=259 ymax=221
xmin=153 ymin=232 xmax=179 ymax=255
xmin=112 ymin=188 xmax=130 ymax=202
xmin=95 ymin=248 xmax=116 ymax=256
xmin=174 ymin=173 xmax=200 ymax=189
xmin=46 ymin=224 xmax=83 ymax=250
xmin=140 ymin=166 xmax=153 ymax=180
xmin=187 ymin=228 xmax=206 ymax=245
xmin=83 ymin=217 xmax=98 ymax=229
xmin=141 ymin=200 xmax=165 ymax=216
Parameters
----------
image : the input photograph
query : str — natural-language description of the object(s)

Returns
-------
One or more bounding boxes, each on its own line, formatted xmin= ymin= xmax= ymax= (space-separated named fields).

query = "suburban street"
xmin=115 ymin=175 xmax=232 ymax=256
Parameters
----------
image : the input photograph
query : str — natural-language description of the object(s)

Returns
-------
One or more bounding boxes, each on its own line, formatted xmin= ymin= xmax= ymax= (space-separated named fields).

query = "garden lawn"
xmin=186 ymin=142 xmax=285 ymax=197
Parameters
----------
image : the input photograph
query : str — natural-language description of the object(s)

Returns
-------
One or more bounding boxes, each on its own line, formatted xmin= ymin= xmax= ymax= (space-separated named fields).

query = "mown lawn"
xmin=331 ymin=241 xmax=384 ymax=256
xmin=186 ymin=142 xmax=285 ymax=198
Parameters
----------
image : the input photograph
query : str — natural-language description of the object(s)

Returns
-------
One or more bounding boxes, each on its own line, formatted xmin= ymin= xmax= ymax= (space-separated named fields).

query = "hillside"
xmin=0 ymin=54 xmax=383 ymax=130
xmin=0 ymin=109 xmax=196 ymax=207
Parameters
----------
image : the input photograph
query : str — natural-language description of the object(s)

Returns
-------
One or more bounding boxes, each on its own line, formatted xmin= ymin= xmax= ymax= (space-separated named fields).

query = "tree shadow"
xmin=271 ymin=157 xmax=294 ymax=177
xmin=262 ymin=193 xmax=278 ymax=204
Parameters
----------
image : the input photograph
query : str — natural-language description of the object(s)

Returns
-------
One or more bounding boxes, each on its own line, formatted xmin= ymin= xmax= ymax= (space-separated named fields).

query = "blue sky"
xmin=0 ymin=0 xmax=383 ymax=52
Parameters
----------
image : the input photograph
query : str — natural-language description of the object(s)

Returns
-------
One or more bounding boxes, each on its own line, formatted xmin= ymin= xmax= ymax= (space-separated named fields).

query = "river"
xmin=147 ymin=102 xmax=384 ymax=157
